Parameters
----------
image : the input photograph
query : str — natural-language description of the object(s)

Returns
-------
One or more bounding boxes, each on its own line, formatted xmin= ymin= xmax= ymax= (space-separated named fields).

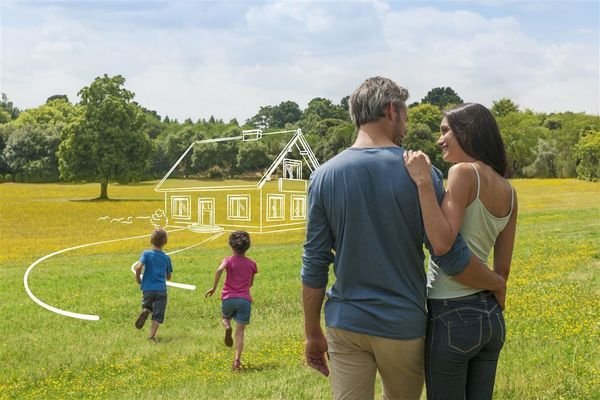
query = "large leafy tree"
xmin=403 ymin=123 xmax=449 ymax=175
xmin=4 ymin=124 xmax=61 ymax=182
xmin=58 ymin=74 xmax=152 ymax=199
xmin=421 ymin=87 xmax=463 ymax=110
xmin=236 ymin=140 xmax=270 ymax=171
xmin=496 ymin=110 xmax=549 ymax=177
xmin=13 ymin=98 xmax=77 ymax=127
xmin=408 ymin=103 xmax=443 ymax=133
xmin=247 ymin=101 xmax=303 ymax=129
xmin=303 ymin=97 xmax=347 ymax=121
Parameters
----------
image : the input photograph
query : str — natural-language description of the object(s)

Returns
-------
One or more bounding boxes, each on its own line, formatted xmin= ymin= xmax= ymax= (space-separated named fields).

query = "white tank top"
xmin=428 ymin=163 xmax=514 ymax=299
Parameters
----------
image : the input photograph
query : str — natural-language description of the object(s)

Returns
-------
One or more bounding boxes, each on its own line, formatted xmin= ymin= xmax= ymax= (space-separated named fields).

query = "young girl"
xmin=404 ymin=103 xmax=518 ymax=400
xmin=205 ymin=231 xmax=258 ymax=371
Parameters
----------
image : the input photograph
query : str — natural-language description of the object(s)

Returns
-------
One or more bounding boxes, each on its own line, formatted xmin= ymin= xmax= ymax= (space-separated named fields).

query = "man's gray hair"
xmin=348 ymin=76 xmax=409 ymax=128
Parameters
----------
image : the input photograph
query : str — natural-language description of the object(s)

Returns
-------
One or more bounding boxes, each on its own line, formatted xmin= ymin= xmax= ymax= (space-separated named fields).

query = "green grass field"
xmin=0 ymin=179 xmax=598 ymax=399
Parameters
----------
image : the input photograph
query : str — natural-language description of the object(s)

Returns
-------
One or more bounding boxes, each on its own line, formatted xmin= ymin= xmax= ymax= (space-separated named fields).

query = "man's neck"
xmin=352 ymin=122 xmax=397 ymax=148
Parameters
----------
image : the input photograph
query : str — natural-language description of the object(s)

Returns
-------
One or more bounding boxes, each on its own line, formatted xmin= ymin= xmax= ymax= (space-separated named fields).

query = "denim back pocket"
xmin=446 ymin=313 xmax=483 ymax=353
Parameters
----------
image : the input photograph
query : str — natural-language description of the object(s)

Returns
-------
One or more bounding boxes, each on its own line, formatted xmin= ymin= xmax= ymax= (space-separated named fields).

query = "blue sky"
xmin=1 ymin=0 xmax=598 ymax=122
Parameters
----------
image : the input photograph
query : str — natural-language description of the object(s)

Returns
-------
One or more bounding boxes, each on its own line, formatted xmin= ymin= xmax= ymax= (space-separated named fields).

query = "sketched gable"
xmin=155 ymin=129 xmax=320 ymax=234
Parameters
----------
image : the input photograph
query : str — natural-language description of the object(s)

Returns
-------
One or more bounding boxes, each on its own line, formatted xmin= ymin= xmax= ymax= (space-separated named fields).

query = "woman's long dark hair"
xmin=444 ymin=103 xmax=510 ymax=177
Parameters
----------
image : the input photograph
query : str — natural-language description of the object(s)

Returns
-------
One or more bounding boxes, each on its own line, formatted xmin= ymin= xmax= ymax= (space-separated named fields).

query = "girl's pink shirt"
xmin=221 ymin=254 xmax=258 ymax=302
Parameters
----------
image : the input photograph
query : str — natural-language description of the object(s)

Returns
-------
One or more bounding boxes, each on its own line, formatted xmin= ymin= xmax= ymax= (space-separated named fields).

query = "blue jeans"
xmin=425 ymin=291 xmax=505 ymax=400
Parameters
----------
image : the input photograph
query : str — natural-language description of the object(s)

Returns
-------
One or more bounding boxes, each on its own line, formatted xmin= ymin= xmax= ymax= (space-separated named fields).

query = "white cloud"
xmin=0 ymin=1 xmax=598 ymax=122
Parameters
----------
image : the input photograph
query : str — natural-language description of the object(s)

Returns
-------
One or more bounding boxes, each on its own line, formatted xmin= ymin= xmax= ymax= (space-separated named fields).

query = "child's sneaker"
xmin=224 ymin=327 xmax=233 ymax=347
xmin=135 ymin=308 xmax=151 ymax=329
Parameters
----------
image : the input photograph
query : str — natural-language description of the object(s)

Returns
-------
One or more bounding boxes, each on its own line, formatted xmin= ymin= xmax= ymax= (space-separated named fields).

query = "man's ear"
xmin=384 ymin=103 xmax=395 ymax=120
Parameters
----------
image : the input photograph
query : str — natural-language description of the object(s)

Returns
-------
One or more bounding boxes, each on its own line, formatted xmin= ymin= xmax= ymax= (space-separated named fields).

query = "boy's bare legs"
xmin=222 ymin=317 xmax=233 ymax=347
xmin=233 ymin=322 xmax=246 ymax=370
xmin=148 ymin=320 xmax=160 ymax=340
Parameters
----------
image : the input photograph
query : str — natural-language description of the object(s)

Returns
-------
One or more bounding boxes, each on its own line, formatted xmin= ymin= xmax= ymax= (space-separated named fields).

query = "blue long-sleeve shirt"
xmin=301 ymin=147 xmax=471 ymax=340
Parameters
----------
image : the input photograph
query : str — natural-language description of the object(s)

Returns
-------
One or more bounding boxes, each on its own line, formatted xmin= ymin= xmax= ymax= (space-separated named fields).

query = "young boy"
xmin=205 ymin=231 xmax=258 ymax=371
xmin=134 ymin=228 xmax=173 ymax=341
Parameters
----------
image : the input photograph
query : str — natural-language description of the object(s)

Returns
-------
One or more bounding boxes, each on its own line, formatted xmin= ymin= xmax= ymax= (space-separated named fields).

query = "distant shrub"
xmin=575 ymin=131 xmax=600 ymax=182
xmin=207 ymin=165 xmax=225 ymax=179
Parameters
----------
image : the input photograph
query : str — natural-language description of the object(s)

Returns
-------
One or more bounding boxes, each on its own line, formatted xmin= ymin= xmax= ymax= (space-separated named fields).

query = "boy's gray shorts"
xmin=142 ymin=291 xmax=167 ymax=323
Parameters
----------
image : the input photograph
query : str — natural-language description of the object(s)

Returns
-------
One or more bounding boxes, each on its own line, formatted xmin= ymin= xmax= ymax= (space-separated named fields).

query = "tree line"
xmin=0 ymin=75 xmax=598 ymax=199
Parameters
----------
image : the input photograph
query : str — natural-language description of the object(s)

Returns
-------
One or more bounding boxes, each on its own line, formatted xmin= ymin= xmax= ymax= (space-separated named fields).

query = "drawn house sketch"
xmin=155 ymin=129 xmax=320 ymax=234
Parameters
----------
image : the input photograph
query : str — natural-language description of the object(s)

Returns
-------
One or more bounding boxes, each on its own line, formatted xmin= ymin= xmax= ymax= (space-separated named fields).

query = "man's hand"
xmin=205 ymin=288 xmax=216 ymax=297
xmin=305 ymin=331 xmax=330 ymax=377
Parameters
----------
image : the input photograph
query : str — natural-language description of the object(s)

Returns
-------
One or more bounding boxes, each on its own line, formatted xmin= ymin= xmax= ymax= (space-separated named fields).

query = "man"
xmin=301 ymin=76 xmax=505 ymax=399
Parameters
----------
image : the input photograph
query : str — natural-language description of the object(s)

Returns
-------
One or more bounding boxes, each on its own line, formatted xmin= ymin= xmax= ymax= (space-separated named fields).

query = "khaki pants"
xmin=327 ymin=327 xmax=424 ymax=400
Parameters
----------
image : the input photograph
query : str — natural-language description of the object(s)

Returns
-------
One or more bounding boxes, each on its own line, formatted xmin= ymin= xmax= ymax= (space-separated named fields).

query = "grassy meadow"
xmin=0 ymin=179 xmax=598 ymax=399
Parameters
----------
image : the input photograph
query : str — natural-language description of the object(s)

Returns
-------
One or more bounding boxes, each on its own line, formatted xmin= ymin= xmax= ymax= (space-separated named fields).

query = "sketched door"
xmin=198 ymin=199 xmax=215 ymax=227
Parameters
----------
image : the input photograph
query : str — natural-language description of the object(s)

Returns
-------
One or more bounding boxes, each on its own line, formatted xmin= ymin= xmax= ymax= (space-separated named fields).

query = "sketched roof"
xmin=155 ymin=128 xmax=320 ymax=192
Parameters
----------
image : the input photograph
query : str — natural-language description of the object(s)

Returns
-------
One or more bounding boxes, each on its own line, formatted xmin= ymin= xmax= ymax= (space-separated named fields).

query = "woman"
xmin=404 ymin=103 xmax=518 ymax=400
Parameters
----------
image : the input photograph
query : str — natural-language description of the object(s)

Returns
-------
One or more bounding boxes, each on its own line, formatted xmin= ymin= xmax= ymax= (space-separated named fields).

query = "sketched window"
xmin=267 ymin=195 xmax=285 ymax=221
xmin=171 ymin=196 xmax=191 ymax=219
xmin=283 ymin=159 xmax=303 ymax=180
xmin=290 ymin=195 xmax=306 ymax=220
xmin=228 ymin=195 xmax=250 ymax=221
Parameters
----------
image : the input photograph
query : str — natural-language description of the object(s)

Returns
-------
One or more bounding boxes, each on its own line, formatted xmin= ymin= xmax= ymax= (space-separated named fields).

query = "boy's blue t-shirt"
xmin=139 ymin=249 xmax=172 ymax=291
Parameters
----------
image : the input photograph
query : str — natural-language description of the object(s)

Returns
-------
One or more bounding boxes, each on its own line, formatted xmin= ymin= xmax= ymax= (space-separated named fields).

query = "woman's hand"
xmin=404 ymin=150 xmax=433 ymax=187
xmin=205 ymin=287 xmax=216 ymax=297
xmin=493 ymin=283 xmax=506 ymax=311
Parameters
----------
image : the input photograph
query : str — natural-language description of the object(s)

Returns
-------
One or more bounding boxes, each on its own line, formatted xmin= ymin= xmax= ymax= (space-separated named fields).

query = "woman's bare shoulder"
xmin=448 ymin=162 xmax=477 ymax=179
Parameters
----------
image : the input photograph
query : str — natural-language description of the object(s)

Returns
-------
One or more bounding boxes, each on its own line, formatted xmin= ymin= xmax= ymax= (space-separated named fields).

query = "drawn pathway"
xmin=24 ymin=229 xmax=224 ymax=321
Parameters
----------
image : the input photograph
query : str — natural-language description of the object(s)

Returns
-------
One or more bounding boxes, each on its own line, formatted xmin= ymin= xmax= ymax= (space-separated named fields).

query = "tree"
xmin=303 ymin=97 xmax=347 ymax=120
xmin=13 ymin=98 xmax=77 ymax=127
xmin=46 ymin=94 xmax=69 ymax=103
xmin=421 ymin=87 xmax=463 ymax=109
xmin=247 ymin=105 xmax=272 ymax=129
xmin=312 ymin=121 xmax=355 ymax=161
xmin=340 ymin=96 xmax=350 ymax=112
xmin=403 ymin=123 xmax=449 ymax=175
xmin=574 ymin=131 xmax=600 ymax=181
xmin=165 ymin=125 xmax=201 ymax=177
xmin=236 ymin=141 xmax=270 ymax=172
xmin=523 ymin=138 xmax=558 ymax=178
xmin=270 ymin=101 xmax=303 ymax=128
xmin=247 ymin=101 xmax=303 ymax=129
xmin=0 ymin=109 xmax=11 ymax=124
xmin=58 ymin=74 xmax=152 ymax=199
xmin=0 ymin=93 xmax=20 ymax=120
xmin=0 ymin=124 xmax=16 ymax=175
xmin=496 ymin=111 xmax=548 ymax=177
xmin=3 ymin=125 xmax=62 ymax=181
xmin=552 ymin=112 xmax=600 ymax=177
xmin=407 ymin=103 xmax=443 ymax=133
xmin=491 ymin=98 xmax=519 ymax=117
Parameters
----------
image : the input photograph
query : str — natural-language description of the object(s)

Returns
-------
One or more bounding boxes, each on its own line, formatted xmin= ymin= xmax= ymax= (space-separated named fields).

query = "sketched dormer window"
xmin=283 ymin=159 xmax=303 ymax=180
